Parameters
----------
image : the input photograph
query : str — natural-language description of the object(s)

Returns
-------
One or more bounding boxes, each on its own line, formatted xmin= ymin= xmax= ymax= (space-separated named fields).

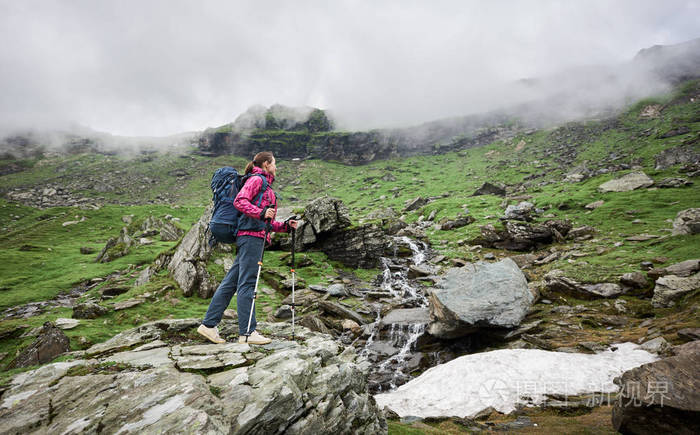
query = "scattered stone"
xmin=651 ymin=272 xmax=700 ymax=308
xmin=471 ymin=182 xmax=506 ymax=197
xmin=655 ymin=144 xmax=700 ymax=170
xmin=341 ymin=319 xmax=361 ymax=332
xmin=274 ymin=305 xmax=292 ymax=319
xmin=72 ymin=302 xmax=109 ymax=319
xmin=598 ymin=171 xmax=654 ymax=192
xmin=113 ymin=298 xmax=145 ymax=311
xmin=54 ymin=318 xmax=80 ymax=330
xmin=625 ymin=234 xmax=659 ymax=241
xmin=439 ymin=214 xmax=475 ymax=230
xmin=404 ymin=196 xmax=429 ymax=211
xmin=639 ymin=104 xmax=662 ymax=118
xmin=7 ymin=322 xmax=71 ymax=368
xmin=620 ymin=272 xmax=648 ymax=289
xmin=326 ymin=284 xmax=347 ymax=297
xmin=503 ymin=202 xmax=534 ymax=221
xmin=672 ymin=208 xmax=700 ymax=235
xmin=544 ymin=270 xmax=626 ymax=299
xmin=657 ymin=177 xmax=692 ymax=188
xmin=79 ymin=246 xmax=95 ymax=255
xmin=585 ymin=200 xmax=604 ymax=209
xmin=318 ymin=301 xmax=366 ymax=325
xmin=640 ymin=337 xmax=672 ymax=355
xmin=135 ymin=266 xmax=154 ymax=287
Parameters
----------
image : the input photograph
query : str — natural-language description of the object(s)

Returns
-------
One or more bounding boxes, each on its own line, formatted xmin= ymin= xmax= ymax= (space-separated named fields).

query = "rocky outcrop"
xmin=317 ymin=224 xmax=388 ymax=268
xmin=672 ymin=208 xmax=700 ymax=235
xmin=167 ymin=205 xmax=217 ymax=298
xmin=598 ymin=171 xmax=654 ymax=192
xmin=655 ymin=144 xmax=700 ymax=170
xmin=427 ymin=259 xmax=534 ymax=339
xmin=7 ymin=322 xmax=71 ymax=368
xmin=0 ymin=319 xmax=387 ymax=434
xmin=651 ymin=272 xmax=700 ymax=308
xmin=476 ymin=219 xmax=571 ymax=251
xmin=544 ymin=270 xmax=626 ymax=300
xmin=612 ymin=340 xmax=700 ymax=434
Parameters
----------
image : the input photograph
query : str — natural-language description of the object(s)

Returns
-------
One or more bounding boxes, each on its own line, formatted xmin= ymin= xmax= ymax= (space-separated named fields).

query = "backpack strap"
xmin=253 ymin=174 xmax=269 ymax=207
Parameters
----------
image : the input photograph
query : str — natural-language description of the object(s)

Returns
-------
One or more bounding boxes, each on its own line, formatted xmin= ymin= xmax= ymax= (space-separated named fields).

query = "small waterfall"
xmin=362 ymin=236 xmax=432 ymax=393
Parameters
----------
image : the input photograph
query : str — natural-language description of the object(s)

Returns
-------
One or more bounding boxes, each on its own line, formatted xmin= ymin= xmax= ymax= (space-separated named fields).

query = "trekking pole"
xmin=290 ymin=223 xmax=297 ymax=340
xmin=245 ymin=219 xmax=272 ymax=340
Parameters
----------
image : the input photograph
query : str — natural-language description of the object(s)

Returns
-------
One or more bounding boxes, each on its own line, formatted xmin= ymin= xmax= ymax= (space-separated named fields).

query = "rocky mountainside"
xmin=0 ymin=76 xmax=698 ymax=433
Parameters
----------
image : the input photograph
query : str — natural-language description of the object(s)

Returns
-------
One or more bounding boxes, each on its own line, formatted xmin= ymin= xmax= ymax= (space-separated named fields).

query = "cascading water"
xmin=359 ymin=236 xmax=433 ymax=393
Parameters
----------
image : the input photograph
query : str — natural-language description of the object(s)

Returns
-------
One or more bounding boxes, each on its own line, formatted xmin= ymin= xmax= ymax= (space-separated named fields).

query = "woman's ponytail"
xmin=244 ymin=160 xmax=255 ymax=175
xmin=244 ymin=151 xmax=274 ymax=175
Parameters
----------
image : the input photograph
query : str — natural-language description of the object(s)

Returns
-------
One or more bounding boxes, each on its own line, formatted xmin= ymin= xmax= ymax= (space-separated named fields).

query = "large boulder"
xmin=427 ymin=259 xmax=534 ymax=339
xmin=651 ymin=272 xmax=700 ymax=308
xmin=8 ymin=322 xmax=71 ymax=368
xmin=598 ymin=171 xmax=654 ymax=192
xmin=0 ymin=320 xmax=387 ymax=434
xmin=672 ymin=208 xmax=700 ymax=236
xmin=167 ymin=205 xmax=217 ymax=298
xmin=612 ymin=340 xmax=700 ymax=434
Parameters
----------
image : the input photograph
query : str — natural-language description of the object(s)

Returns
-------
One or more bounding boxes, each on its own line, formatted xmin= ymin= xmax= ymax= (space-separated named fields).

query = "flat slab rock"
xmin=0 ymin=319 xmax=387 ymax=435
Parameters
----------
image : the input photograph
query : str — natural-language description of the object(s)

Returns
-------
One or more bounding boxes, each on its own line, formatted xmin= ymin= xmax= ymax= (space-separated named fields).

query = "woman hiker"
xmin=197 ymin=151 xmax=298 ymax=345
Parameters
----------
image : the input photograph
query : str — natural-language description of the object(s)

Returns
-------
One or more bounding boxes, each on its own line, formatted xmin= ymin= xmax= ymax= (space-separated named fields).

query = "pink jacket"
xmin=234 ymin=166 xmax=287 ymax=243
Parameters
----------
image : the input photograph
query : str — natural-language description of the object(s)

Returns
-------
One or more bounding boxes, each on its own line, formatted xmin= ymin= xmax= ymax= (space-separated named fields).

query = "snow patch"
xmin=374 ymin=342 xmax=657 ymax=418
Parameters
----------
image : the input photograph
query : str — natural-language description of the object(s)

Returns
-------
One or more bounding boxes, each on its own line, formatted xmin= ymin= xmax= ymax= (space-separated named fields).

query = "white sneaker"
xmin=239 ymin=330 xmax=272 ymax=345
xmin=197 ymin=324 xmax=226 ymax=344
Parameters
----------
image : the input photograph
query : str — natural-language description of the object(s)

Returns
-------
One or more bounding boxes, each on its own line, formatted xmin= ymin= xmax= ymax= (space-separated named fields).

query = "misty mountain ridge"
xmin=2 ymin=37 xmax=699 ymax=161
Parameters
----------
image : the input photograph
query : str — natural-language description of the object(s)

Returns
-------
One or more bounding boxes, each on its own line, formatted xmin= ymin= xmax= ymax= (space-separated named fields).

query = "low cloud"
xmin=0 ymin=0 xmax=698 ymax=139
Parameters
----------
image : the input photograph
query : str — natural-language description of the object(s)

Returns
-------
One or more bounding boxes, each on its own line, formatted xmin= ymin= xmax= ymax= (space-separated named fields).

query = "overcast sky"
xmin=1 ymin=0 xmax=698 ymax=136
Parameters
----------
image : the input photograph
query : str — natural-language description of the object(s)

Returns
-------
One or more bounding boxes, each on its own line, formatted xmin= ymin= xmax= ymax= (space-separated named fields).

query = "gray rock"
xmin=318 ymin=224 xmax=388 ymax=268
xmin=672 ymin=208 xmax=700 ymax=235
xmin=379 ymin=308 xmax=430 ymax=328
xmin=304 ymin=196 xmax=351 ymax=234
xmin=427 ymin=259 xmax=534 ymax=339
xmin=657 ymin=177 xmax=692 ymax=188
xmin=318 ymin=301 xmax=367 ymax=325
xmin=471 ymin=182 xmax=506 ymax=197
xmin=8 ymin=322 xmax=71 ymax=368
xmin=275 ymin=305 xmax=293 ymax=319
xmin=652 ymin=272 xmax=700 ymax=308
xmin=620 ymin=272 xmax=648 ymax=289
xmin=544 ymin=270 xmax=626 ymax=299
xmin=54 ymin=318 xmax=80 ymax=329
xmin=134 ymin=266 xmax=154 ymax=286
xmin=598 ymin=171 xmax=654 ymax=192
xmin=72 ymin=302 xmax=109 ymax=319
xmin=584 ymin=200 xmax=604 ymax=209
xmin=655 ymin=144 xmax=700 ymax=170
xmin=113 ymin=298 xmax=145 ymax=311
xmin=299 ymin=315 xmax=334 ymax=336
xmin=503 ymin=201 xmax=534 ymax=221
xmin=327 ymin=283 xmax=347 ymax=297
xmin=612 ymin=341 xmax=700 ymax=434
xmin=160 ymin=221 xmax=184 ymax=241
xmin=640 ymin=337 xmax=672 ymax=355
xmin=404 ymin=196 xmax=428 ymax=211
xmin=167 ymin=205 xmax=216 ymax=298
xmin=0 ymin=319 xmax=387 ymax=433
xmin=439 ymin=214 xmax=475 ymax=230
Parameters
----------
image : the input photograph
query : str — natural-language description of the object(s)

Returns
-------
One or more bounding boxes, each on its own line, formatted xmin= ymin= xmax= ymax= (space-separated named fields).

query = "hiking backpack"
xmin=208 ymin=166 xmax=268 ymax=244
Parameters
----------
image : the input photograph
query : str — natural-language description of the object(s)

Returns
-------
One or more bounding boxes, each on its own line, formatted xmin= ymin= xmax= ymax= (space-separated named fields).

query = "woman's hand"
xmin=263 ymin=208 xmax=276 ymax=220
xmin=288 ymin=220 xmax=299 ymax=229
